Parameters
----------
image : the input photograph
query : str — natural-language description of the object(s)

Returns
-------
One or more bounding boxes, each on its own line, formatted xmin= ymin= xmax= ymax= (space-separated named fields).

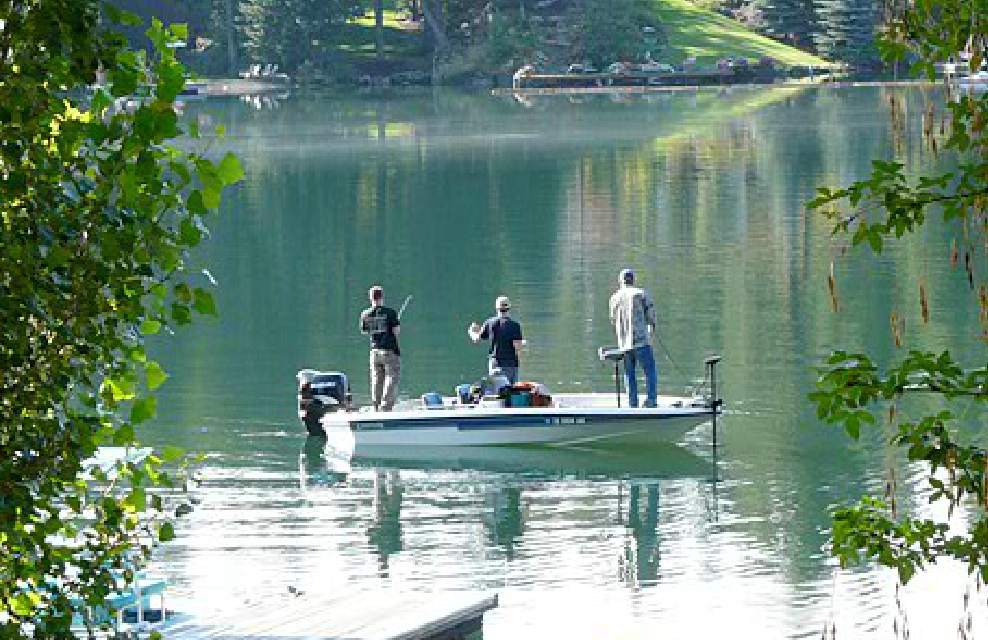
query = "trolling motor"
xmin=296 ymin=369 xmax=351 ymax=436
xmin=703 ymin=355 xmax=724 ymax=445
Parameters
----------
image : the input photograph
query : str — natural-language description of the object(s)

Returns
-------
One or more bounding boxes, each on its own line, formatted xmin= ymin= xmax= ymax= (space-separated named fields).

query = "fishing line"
xmin=654 ymin=333 xmax=691 ymax=387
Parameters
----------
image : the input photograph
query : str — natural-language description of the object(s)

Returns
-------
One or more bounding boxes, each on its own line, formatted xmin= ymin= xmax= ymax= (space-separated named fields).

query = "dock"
xmin=510 ymin=68 xmax=737 ymax=90
xmin=160 ymin=590 xmax=498 ymax=640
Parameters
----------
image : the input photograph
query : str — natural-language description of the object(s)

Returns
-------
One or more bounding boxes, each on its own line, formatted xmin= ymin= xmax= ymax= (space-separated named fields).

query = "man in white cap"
xmin=609 ymin=269 xmax=657 ymax=407
xmin=468 ymin=295 xmax=524 ymax=384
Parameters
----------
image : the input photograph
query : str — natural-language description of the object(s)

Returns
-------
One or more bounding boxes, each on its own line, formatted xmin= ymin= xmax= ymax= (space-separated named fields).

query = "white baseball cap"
xmin=496 ymin=296 xmax=511 ymax=311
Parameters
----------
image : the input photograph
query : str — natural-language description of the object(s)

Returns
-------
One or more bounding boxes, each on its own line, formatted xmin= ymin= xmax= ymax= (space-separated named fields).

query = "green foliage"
xmin=808 ymin=0 xmax=988 ymax=587
xmin=483 ymin=13 xmax=540 ymax=68
xmin=581 ymin=0 xmax=648 ymax=68
xmin=0 ymin=2 xmax=241 ymax=636
xmin=239 ymin=0 xmax=362 ymax=73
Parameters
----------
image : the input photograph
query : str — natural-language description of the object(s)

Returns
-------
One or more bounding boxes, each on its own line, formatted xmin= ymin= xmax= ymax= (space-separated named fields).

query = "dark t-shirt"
xmin=360 ymin=306 xmax=400 ymax=355
xmin=480 ymin=316 xmax=522 ymax=367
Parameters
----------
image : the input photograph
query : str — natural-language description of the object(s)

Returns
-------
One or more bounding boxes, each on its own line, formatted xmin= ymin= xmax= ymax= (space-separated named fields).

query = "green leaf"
xmin=130 ymin=397 xmax=157 ymax=424
xmin=217 ymin=152 xmax=245 ymax=185
xmin=867 ymin=230 xmax=882 ymax=253
xmin=124 ymin=487 xmax=147 ymax=512
xmin=174 ymin=283 xmax=192 ymax=304
xmin=140 ymin=319 xmax=162 ymax=336
xmin=171 ymin=303 xmax=192 ymax=325
xmin=193 ymin=288 xmax=217 ymax=316
xmin=179 ymin=217 xmax=203 ymax=246
xmin=161 ymin=445 xmax=185 ymax=463
xmin=113 ymin=423 xmax=136 ymax=446
xmin=188 ymin=189 xmax=207 ymax=215
xmin=146 ymin=361 xmax=168 ymax=390
xmin=12 ymin=591 xmax=41 ymax=616
xmin=108 ymin=376 xmax=136 ymax=401
xmin=158 ymin=521 xmax=176 ymax=542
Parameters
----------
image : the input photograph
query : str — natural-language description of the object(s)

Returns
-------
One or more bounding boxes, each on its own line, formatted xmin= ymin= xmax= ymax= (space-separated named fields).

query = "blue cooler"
xmin=421 ymin=392 xmax=443 ymax=407
xmin=509 ymin=391 xmax=531 ymax=407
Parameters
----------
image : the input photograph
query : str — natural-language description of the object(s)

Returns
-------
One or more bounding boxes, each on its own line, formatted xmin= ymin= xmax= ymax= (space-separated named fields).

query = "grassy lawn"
xmin=649 ymin=0 xmax=833 ymax=68
xmin=350 ymin=8 xmax=421 ymax=31
xmin=335 ymin=13 xmax=424 ymax=67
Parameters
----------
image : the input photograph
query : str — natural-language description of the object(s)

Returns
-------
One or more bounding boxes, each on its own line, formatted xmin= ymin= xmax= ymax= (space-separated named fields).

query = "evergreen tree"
xmin=581 ymin=0 xmax=645 ymax=68
xmin=813 ymin=0 xmax=880 ymax=67
xmin=752 ymin=0 xmax=819 ymax=50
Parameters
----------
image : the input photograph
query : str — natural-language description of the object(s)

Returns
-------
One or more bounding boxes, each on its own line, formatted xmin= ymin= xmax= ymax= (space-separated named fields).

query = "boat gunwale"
xmin=326 ymin=396 xmax=719 ymax=429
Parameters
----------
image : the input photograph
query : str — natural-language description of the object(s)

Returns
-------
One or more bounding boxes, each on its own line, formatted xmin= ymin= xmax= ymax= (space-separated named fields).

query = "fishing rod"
xmin=397 ymin=295 xmax=413 ymax=319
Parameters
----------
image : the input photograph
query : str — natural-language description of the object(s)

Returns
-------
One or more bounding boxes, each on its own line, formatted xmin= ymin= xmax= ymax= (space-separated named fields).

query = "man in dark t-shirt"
xmin=467 ymin=295 xmax=524 ymax=384
xmin=359 ymin=285 xmax=401 ymax=411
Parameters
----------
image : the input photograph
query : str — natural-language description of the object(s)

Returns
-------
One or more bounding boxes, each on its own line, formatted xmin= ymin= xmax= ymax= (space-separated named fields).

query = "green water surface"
xmin=142 ymin=85 xmax=987 ymax=638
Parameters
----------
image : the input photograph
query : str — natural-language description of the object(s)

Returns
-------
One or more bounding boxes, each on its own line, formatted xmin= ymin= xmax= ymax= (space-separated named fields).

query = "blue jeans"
xmin=624 ymin=345 xmax=657 ymax=408
xmin=489 ymin=359 xmax=519 ymax=385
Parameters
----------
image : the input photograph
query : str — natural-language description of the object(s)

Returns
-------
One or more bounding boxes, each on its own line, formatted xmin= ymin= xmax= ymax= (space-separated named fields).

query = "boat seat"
xmin=598 ymin=346 xmax=627 ymax=362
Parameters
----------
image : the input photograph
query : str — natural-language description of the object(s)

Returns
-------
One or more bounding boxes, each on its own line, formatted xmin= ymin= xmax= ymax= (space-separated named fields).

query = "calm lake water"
xmin=142 ymin=85 xmax=988 ymax=638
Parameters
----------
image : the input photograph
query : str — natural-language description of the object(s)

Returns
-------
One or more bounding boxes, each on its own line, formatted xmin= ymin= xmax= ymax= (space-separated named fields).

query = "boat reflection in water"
xmin=301 ymin=431 xmax=716 ymax=583
xmin=349 ymin=442 xmax=711 ymax=479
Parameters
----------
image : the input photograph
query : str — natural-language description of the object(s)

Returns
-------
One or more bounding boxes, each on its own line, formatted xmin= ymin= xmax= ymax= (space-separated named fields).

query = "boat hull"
xmin=322 ymin=396 xmax=715 ymax=448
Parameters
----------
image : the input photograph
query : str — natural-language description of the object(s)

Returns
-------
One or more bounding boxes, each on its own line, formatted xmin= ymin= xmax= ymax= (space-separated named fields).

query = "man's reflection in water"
xmin=484 ymin=485 xmax=525 ymax=559
xmin=367 ymin=469 xmax=403 ymax=575
xmin=621 ymin=483 xmax=661 ymax=587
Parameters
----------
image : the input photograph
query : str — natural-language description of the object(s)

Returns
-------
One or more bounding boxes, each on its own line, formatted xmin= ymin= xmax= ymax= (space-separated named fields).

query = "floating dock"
xmin=512 ymin=68 xmax=736 ymax=90
xmin=161 ymin=590 xmax=498 ymax=640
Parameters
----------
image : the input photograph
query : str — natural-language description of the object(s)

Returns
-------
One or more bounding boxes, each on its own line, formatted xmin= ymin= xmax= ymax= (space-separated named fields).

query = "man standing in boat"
xmin=360 ymin=285 xmax=401 ymax=411
xmin=467 ymin=296 xmax=524 ymax=384
xmin=609 ymin=269 xmax=658 ymax=408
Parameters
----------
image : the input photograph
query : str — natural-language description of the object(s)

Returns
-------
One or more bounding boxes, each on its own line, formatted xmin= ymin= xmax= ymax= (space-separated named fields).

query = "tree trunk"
xmin=375 ymin=0 xmax=385 ymax=62
xmin=225 ymin=0 xmax=237 ymax=76
xmin=420 ymin=0 xmax=449 ymax=51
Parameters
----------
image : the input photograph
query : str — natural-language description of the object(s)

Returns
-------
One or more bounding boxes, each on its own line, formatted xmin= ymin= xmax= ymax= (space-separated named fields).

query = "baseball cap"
xmin=620 ymin=269 xmax=634 ymax=284
xmin=496 ymin=295 xmax=511 ymax=311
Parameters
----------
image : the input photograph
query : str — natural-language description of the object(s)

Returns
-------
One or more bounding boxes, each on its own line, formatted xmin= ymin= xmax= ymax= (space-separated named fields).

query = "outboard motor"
xmin=297 ymin=369 xmax=351 ymax=436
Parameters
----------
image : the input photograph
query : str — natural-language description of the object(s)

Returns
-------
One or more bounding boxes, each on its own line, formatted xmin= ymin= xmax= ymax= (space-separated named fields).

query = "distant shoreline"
xmin=192 ymin=76 xmax=939 ymax=98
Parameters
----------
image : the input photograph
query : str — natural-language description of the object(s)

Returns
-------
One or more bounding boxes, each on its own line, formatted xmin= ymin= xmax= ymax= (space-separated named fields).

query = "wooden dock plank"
xmin=162 ymin=590 xmax=498 ymax=640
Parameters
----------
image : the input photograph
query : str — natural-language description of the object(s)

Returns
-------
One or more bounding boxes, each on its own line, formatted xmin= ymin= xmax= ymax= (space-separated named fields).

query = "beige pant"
xmin=369 ymin=349 xmax=401 ymax=411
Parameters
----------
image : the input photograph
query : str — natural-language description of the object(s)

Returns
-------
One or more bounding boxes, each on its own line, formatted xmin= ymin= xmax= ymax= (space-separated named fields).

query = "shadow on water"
xmin=299 ymin=434 xmax=352 ymax=488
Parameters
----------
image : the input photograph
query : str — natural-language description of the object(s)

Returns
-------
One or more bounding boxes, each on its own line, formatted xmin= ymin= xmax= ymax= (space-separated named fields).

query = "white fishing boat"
xmin=296 ymin=353 xmax=722 ymax=449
